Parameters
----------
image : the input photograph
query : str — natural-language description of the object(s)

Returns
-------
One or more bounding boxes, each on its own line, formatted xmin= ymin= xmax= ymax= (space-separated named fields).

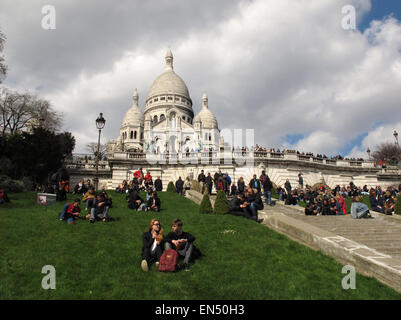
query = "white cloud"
xmin=2 ymin=0 xmax=401 ymax=156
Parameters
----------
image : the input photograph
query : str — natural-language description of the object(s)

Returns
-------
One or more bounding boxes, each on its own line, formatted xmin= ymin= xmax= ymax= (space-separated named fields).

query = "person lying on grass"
xmin=141 ymin=219 xmax=164 ymax=272
xmin=59 ymin=198 xmax=81 ymax=224
xmin=164 ymin=219 xmax=195 ymax=271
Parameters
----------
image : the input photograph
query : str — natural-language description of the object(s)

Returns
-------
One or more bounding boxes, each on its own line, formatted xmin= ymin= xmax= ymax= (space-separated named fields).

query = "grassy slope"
xmin=1 ymin=191 xmax=400 ymax=300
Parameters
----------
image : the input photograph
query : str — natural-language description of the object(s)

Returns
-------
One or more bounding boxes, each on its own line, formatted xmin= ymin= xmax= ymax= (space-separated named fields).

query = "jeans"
xmin=165 ymin=242 xmax=193 ymax=265
xmin=59 ymin=203 xmax=70 ymax=220
xmin=90 ymin=206 xmax=110 ymax=221
xmin=264 ymin=191 xmax=272 ymax=205
xmin=86 ymin=199 xmax=94 ymax=210
xmin=250 ymin=202 xmax=263 ymax=219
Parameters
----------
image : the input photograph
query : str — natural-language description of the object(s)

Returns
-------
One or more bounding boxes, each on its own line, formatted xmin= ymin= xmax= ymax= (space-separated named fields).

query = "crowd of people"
xmin=274 ymin=175 xmax=400 ymax=217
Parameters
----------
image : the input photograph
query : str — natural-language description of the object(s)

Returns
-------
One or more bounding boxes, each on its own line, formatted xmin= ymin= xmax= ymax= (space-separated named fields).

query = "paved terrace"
xmin=259 ymin=202 xmax=401 ymax=293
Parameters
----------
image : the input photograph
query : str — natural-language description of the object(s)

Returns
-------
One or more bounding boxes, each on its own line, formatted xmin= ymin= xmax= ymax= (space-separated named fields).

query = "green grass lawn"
xmin=1 ymin=191 xmax=400 ymax=300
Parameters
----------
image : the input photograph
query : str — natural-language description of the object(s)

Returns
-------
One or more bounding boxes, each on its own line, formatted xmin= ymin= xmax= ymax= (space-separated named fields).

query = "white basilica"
xmin=108 ymin=50 xmax=220 ymax=156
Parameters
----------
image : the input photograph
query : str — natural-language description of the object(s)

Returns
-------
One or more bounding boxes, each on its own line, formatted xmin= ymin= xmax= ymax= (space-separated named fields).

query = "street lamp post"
xmin=94 ymin=113 xmax=106 ymax=191
xmin=366 ymin=147 xmax=371 ymax=161
xmin=394 ymin=130 xmax=399 ymax=146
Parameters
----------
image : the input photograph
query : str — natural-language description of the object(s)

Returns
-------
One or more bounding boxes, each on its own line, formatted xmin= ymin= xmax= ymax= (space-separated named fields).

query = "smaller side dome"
xmin=121 ymin=89 xmax=144 ymax=127
xmin=194 ymin=93 xmax=218 ymax=129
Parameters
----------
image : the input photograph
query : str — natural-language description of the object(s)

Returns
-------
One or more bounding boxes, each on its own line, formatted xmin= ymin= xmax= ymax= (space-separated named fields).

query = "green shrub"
xmin=199 ymin=194 xmax=213 ymax=214
xmin=395 ymin=196 xmax=401 ymax=215
xmin=0 ymin=175 xmax=25 ymax=193
xmin=213 ymin=190 xmax=229 ymax=215
xmin=167 ymin=181 xmax=175 ymax=192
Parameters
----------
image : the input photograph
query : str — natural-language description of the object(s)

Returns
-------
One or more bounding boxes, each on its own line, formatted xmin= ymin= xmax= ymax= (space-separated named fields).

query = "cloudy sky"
xmin=1 ymin=0 xmax=401 ymax=157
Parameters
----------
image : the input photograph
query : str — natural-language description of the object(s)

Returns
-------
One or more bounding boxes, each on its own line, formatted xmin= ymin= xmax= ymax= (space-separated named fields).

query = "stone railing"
xmin=65 ymin=160 xmax=110 ymax=170
xmin=88 ymin=150 xmax=390 ymax=170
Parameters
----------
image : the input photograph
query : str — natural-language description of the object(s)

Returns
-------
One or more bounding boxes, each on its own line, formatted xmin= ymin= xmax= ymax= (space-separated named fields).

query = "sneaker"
xmin=155 ymin=261 xmax=160 ymax=267
xmin=141 ymin=259 xmax=149 ymax=272
xmin=90 ymin=219 xmax=95 ymax=224
xmin=184 ymin=263 xmax=190 ymax=271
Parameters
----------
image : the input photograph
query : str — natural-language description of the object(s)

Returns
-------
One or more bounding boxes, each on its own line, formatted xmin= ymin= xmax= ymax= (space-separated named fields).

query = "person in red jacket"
xmin=59 ymin=199 xmax=81 ymax=224
xmin=0 ymin=188 xmax=10 ymax=204
xmin=336 ymin=194 xmax=347 ymax=215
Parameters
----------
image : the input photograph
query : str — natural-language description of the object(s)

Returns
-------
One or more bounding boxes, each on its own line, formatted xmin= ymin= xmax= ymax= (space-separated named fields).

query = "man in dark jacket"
xmin=260 ymin=171 xmax=273 ymax=206
xmin=214 ymin=170 xmax=222 ymax=192
xmin=228 ymin=193 xmax=256 ymax=221
xmin=154 ymin=176 xmax=163 ymax=192
xmin=164 ymin=219 xmax=195 ymax=271
xmin=126 ymin=190 xmax=144 ymax=210
xmin=90 ymin=194 xmax=110 ymax=223
xmin=298 ymin=173 xmax=304 ymax=189
xmin=249 ymin=174 xmax=261 ymax=194
xmin=175 ymin=177 xmax=184 ymax=195
xmin=205 ymin=173 xmax=213 ymax=195
xmin=284 ymin=179 xmax=292 ymax=195
xmin=243 ymin=187 xmax=264 ymax=223
xmin=198 ymin=170 xmax=206 ymax=194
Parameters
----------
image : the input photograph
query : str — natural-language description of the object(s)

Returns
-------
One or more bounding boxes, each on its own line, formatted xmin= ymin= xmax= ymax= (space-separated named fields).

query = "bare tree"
xmin=372 ymin=142 xmax=401 ymax=165
xmin=0 ymin=27 xmax=7 ymax=83
xmin=86 ymin=142 xmax=108 ymax=160
xmin=0 ymin=89 xmax=62 ymax=135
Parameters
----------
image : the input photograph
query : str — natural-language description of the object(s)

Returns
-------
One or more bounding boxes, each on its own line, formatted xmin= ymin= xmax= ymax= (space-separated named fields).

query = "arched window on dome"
xmin=140 ymin=132 xmax=143 ymax=140
xmin=153 ymin=115 xmax=158 ymax=123
xmin=169 ymin=112 xmax=176 ymax=128
xmin=130 ymin=131 xmax=133 ymax=139
xmin=134 ymin=131 xmax=137 ymax=139
xmin=160 ymin=114 xmax=166 ymax=121
xmin=182 ymin=116 xmax=186 ymax=122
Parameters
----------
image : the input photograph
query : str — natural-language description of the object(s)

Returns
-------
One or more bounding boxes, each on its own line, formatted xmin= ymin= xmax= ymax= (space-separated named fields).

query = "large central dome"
xmin=146 ymin=50 xmax=191 ymax=103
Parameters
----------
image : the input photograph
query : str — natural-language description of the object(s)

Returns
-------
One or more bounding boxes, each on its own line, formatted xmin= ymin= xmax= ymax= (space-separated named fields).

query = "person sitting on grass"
xmin=228 ymin=193 xmax=256 ymax=220
xmin=0 ymin=188 xmax=10 ymax=204
xmin=329 ymin=197 xmax=341 ymax=215
xmin=59 ymin=198 xmax=81 ymax=224
xmin=321 ymin=198 xmax=331 ymax=215
xmin=384 ymin=194 xmax=396 ymax=216
xmin=88 ymin=194 xmax=111 ymax=223
xmin=82 ymin=187 xmax=96 ymax=211
xmin=369 ymin=190 xmax=384 ymax=214
xmin=239 ymin=189 xmax=264 ymax=223
xmin=126 ymin=189 xmax=144 ymax=211
xmin=146 ymin=192 xmax=161 ymax=212
xmin=351 ymin=196 xmax=372 ymax=219
xmin=164 ymin=219 xmax=195 ymax=271
xmin=141 ymin=219 xmax=164 ymax=272
xmin=305 ymin=198 xmax=319 ymax=215
xmin=336 ymin=194 xmax=347 ymax=215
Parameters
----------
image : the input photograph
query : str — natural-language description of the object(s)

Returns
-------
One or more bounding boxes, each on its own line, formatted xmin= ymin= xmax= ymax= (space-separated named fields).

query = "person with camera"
xmin=141 ymin=219 xmax=164 ymax=272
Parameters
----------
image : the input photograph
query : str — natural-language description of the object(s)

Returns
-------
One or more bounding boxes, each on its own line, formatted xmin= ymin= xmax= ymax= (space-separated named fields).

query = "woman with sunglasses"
xmin=141 ymin=219 xmax=164 ymax=272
